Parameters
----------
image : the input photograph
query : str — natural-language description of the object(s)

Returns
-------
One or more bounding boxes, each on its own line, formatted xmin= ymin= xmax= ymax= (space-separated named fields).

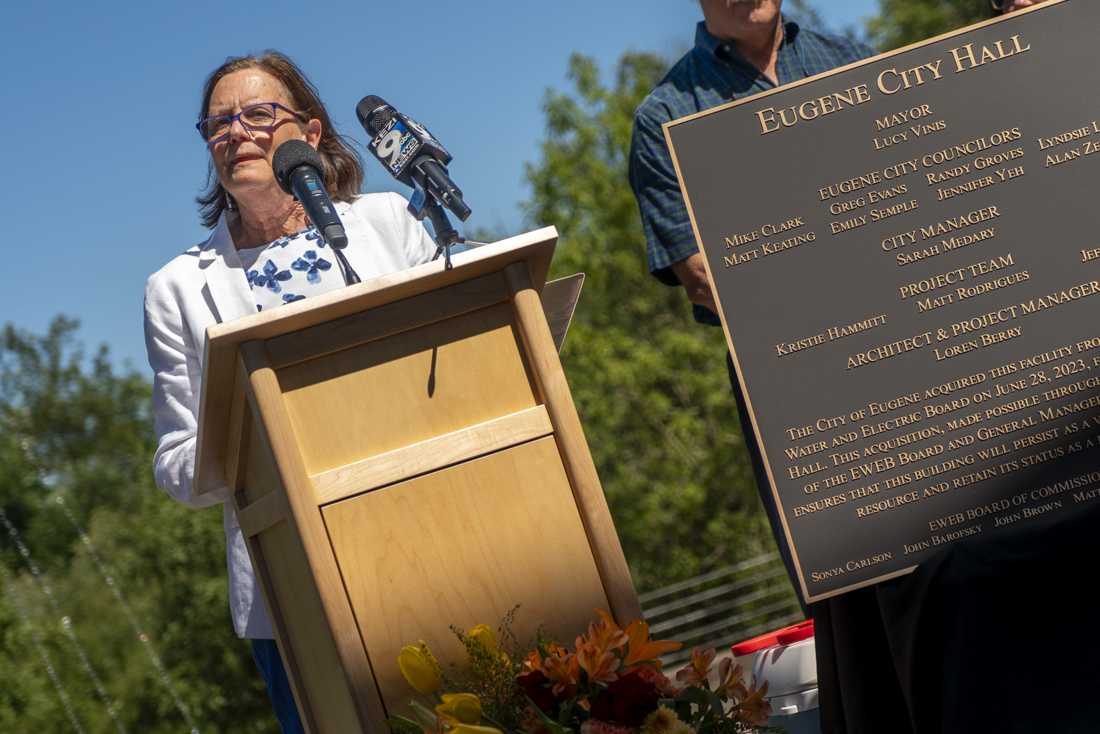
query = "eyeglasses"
xmin=195 ymin=102 xmax=305 ymax=143
xmin=990 ymin=0 xmax=1010 ymax=11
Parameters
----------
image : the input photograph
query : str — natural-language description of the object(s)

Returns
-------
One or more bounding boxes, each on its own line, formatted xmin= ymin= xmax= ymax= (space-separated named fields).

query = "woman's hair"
xmin=195 ymin=50 xmax=364 ymax=228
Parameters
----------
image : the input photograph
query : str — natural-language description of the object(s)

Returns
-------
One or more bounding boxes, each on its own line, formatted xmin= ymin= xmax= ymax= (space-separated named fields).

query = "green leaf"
xmin=524 ymin=695 xmax=573 ymax=734
xmin=866 ymin=0 xmax=992 ymax=52
xmin=523 ymin=51 xmax=784 ymax=595
xmin=409 ymin=699 xmax=441 ymax=730
xmin=677 ymin=685 xmax=713 ymax=708
xmin=388 ymin=715 xmax=426 ymax=734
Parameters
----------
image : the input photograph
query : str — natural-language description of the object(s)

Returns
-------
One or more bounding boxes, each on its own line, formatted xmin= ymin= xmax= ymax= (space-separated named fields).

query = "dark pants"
xmin=815 ymin=493 xmax=1100 ymax=733
xmin=725 ymin=352 xmax=808 ymax=616
xmin=251 ymin=638 xmax=306 ymax=734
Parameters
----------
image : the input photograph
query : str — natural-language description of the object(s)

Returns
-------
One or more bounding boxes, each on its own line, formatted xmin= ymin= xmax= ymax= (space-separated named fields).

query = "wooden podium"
xmin=193 ymin=228 xmax=641 ymax=733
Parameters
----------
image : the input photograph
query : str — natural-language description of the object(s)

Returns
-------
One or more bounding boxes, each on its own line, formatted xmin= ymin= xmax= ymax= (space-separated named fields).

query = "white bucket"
xmin=733 ymin=621 xmax=820 ymax=733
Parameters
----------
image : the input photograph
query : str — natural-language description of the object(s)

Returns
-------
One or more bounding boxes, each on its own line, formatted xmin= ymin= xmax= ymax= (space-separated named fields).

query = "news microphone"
xmin=272 ymin=140 xmax=349 ymax=249
xmin=272 ymin=140 xmax=359 ymax=284
xmin=356 ymin=96 xmax=471 ymax=221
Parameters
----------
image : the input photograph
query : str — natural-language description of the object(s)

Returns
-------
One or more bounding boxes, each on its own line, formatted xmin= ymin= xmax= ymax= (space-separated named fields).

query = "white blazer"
xmin=143 ymin=193 xmax=436 ymax=638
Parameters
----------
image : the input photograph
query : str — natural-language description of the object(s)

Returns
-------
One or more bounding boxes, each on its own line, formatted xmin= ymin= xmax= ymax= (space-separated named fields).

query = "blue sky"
xmin=1 ymin=0 xmax=878 ymax=370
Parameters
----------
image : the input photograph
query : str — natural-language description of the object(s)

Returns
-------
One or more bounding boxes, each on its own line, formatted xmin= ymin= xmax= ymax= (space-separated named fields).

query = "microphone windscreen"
xmin=357 ymin=95 xmax=394 ymax=135
xmin=272 ymin=140 xmax=323 ymax=195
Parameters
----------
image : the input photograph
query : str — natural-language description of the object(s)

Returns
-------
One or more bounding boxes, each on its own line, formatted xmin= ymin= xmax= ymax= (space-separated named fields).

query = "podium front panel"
xmin=220 ymin=251 xmax=641 ymax=733
xmin=277 ymin=302 xmax=537 ymax=477
xmin=241 ymin=417 xmax=363 ymax=733
xmin=322 ymin=435 xmax=611 ymax=716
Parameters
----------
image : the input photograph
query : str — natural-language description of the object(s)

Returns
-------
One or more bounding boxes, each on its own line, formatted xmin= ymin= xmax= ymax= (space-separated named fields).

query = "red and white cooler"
xmin=732 ymin=620 xmax=820 ymax=733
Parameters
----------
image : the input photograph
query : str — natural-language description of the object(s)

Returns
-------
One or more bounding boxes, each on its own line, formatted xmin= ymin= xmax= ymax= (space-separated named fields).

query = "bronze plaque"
xmin=665 ymin=0 xmax=1100 ymax=602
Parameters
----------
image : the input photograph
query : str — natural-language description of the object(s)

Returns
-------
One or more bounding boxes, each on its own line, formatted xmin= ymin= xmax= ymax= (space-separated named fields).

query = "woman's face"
xmin=205 ymin=69 xmax=321 ymax=202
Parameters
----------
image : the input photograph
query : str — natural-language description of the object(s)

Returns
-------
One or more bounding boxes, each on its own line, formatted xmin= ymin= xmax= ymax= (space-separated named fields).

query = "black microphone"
xmin=272 ymin=140 xmax=359 ymax=284
xmin=272 ymin=140 xmax=349 ymax=249
xmin=356 ymin=96 xmax=472 ymax=221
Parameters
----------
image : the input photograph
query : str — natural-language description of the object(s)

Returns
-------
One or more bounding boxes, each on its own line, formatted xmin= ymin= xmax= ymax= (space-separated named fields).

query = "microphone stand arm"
xmin=424 ymin=199 xmax=462 ymax=270
xmin=405 ymin=155 xmax=483 ymax=270
xmin=407 ymin=186 xmax=477 ymax=271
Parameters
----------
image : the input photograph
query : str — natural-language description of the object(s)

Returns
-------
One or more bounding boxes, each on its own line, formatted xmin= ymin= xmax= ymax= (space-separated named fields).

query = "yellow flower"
xmin=467 ymin=624 xmax=498 ymax=652
xmin=667 ymin=719 xmax=693 ymax=734
xmin=449 ymin=725 xmax=503 ymax=734
xmin=436 ymin=693 xmax=482 ymax=725
xmin=641 ymin=706 xmax=688 ymax=734
xmin=397 ymin=642 xmax=441 ymax=695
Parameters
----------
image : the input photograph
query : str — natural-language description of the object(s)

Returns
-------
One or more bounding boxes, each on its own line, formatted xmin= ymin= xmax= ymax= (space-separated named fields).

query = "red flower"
xmin=517 ymin=670 xmax=560 ymax=716
xmin=589 ymin=669 xmax=662 ymax=727
xmin=580 ymin=720 xmax=635 ymax=734
xmin=632 ymin=665 xmax=681 ymax=698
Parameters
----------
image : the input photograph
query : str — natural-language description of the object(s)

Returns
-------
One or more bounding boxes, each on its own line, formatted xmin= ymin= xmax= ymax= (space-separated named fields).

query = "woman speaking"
xmin=143 ymin=51 xmax=435 ymax=732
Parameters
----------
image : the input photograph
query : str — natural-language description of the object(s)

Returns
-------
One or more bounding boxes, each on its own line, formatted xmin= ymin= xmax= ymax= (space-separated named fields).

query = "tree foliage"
xmin=867 ymin=0 xmax=993 ymax=52
xmin=0 ymin=318 xmax=275 ymax=732
xmin=524 ymin=53 xmax=779 ymax=591
xmin=0 ymin=44 xmax=807 ymax=731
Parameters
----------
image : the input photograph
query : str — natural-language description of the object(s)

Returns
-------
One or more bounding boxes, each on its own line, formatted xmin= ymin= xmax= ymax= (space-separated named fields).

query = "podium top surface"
xmin=194 ymin=226 xmax=558 ymax=495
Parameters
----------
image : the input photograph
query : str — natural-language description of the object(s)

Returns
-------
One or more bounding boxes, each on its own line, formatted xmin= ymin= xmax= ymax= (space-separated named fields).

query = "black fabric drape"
xmin=814 ymin=498 xmax=1100 ymax=733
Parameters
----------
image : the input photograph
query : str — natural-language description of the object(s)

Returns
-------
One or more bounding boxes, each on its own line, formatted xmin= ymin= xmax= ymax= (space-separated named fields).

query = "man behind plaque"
xmin=994 ymin=0 xmax=1047 ymax=14
xmin=628 ymin=0 xmax=872 ymax=603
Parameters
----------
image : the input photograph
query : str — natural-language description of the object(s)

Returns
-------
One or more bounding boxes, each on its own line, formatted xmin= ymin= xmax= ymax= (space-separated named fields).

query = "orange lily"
xmin=541 ymin=648 xmax=580 ymax=696
xmin=736 ymin=681 xmax=771 ymax=727
xmin=522 ymin=649 xmax=544 ymax=674
xmin=577 ymin=610 xmax=629 ymax=655
xmin=674 ymin=647 xmax=715 ymax=687
xmin=576 ymin=639 xmax=619 ymax=684
xmin=622 ymin=620 xmax=682 ymax=670
xmin=715 ymin=658 xmax=749 ymax=701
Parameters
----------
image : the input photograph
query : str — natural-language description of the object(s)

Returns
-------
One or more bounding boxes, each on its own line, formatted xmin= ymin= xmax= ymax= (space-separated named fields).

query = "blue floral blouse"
xmin=237 ymin=226 xmax=343 ymax=312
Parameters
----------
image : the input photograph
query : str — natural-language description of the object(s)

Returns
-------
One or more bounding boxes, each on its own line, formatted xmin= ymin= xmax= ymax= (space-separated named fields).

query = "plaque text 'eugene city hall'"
xmin=665 ymin=0 xmax=1100 ymax=602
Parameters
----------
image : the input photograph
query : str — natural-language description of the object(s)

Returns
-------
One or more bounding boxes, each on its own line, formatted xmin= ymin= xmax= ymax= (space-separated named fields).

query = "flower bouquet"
xmin=389 ymin=609 xmax=778 ymax=734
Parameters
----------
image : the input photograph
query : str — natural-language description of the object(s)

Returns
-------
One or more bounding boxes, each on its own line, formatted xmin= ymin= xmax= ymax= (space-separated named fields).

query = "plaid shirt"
xmin=629 ymin=21 xmax=873 ymax=325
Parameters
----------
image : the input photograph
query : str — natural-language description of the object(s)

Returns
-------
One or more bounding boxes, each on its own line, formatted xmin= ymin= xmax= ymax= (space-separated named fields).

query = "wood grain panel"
xmin=242 ymin=412 xmax=274 ymax=506
xmin=237 ymin=489 xmax=290 ymax=538
xmin=266 ymin=272 xmax=509 ymax=370
xmin=322 ymin=436 xmax=610 ymax=716
xmin=312 ymin=406 xmax=554 ymax=505
xmin=241 ymin=342 xmax=384 ymax=733
xmin=505 ymin=264 xmax=643 ymax=623
xmin=224 ymin=358 xmax=249 ymax=492
xmin=237 ymin=428 xmax=348 ymax=734
xmin=196 ymin=228 xmax=558 ymax=496
xmin=278 ymin=303 xmax=537 ymax=477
